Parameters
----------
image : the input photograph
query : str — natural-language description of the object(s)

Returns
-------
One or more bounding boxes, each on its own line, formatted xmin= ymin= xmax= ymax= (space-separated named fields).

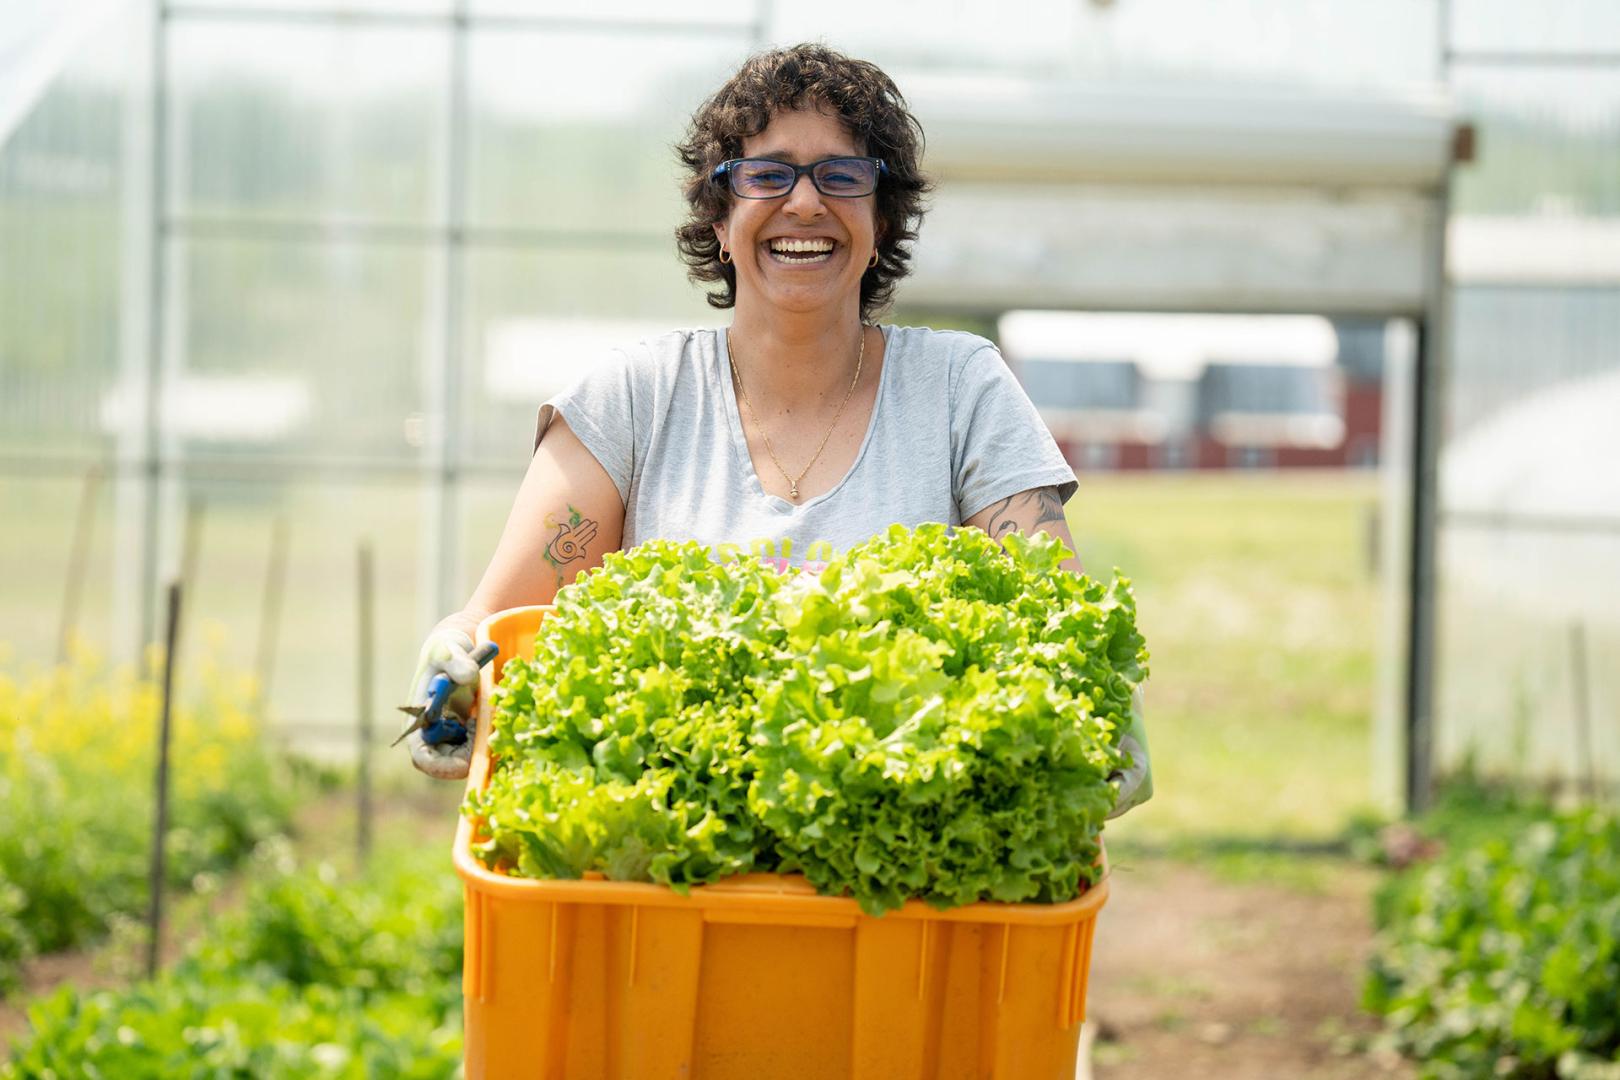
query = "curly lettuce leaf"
xmin=466 ymin=526 xmax=1150 ymax=914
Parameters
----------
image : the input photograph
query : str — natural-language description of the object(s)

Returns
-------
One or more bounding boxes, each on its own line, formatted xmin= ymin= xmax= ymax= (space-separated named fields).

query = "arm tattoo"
xmin=983 ymin=486 xmax=1068 ymax=539
xmin=542 ymin=504 xmax=598 ymax=584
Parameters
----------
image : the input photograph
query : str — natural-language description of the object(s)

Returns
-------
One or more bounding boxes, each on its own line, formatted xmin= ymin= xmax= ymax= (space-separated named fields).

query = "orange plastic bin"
xmin=456 ymin=605 xmax=1109 ymax=1080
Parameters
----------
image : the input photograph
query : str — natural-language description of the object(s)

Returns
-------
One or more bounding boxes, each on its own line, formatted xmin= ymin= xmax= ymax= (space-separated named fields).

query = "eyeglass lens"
xmin=731 ymin=158 xmax=878 ymax=198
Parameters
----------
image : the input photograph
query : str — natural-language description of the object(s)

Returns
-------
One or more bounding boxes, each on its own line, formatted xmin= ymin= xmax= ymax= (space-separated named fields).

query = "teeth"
xmin=769 ymin=238 xmax=834 ymax=253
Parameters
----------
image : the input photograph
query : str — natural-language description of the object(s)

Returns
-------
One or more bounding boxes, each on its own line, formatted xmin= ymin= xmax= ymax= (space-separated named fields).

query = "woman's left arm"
xmin=965 ymin=484 xmax=1153 ymax=819
xmin=963 ymin=485 xmax=1082 ymax=572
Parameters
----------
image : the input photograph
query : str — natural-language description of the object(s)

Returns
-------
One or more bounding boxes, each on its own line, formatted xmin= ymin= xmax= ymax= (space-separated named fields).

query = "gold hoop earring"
xmin=719 ymin=247 xmax=732 ymax=265
xmin=867 ymin=250 xmax=879 ymax=270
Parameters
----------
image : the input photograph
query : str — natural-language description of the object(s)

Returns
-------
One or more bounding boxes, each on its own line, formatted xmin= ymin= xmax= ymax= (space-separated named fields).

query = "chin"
xmin=757 ymin=279 xmax=862 ymax=312
xmin=763 ymin=293 xmax=845 ymax=316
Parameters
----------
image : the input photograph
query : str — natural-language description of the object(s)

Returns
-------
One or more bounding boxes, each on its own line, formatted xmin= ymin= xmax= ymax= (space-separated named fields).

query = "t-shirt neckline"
xmin=716 ymin=323 xmax=894 ymax=515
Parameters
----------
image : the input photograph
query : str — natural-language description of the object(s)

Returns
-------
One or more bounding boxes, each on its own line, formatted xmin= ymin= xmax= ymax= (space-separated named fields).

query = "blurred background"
xmin=1 ymin=1 xmax=1617 ymax=1076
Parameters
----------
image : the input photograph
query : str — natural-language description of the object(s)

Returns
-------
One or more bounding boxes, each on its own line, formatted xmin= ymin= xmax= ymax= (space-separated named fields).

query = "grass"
xmin=1066 ymin=470 xmax=1386 ymax=849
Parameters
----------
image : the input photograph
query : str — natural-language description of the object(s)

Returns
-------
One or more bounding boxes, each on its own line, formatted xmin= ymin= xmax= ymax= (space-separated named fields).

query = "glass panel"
xmin=0 ymin=473 xmax=122 ymax=669
xmin=1451 ymin=0 xmax=1620 ymax=55
xmin=773 ymin=0 xmax=1437 ymax=91
xmin=0 ymin=469 xmax=473 ymax=765
xmin=1451 ymin=68 xmax=1620 ymax=218
xmin=470 ymin=0 xmax=757 ymax=25
xmin=0 ymin=12 xmax=133 ymax=458
xmin=1448 ymin=286 xmax=1620 ymax=436
xmin=467 ymin=28 xmax=751 ymax=233
xmin=459 ymin=245 xmax=715 ymax=463
xmin=150 ymin=475 xmax=433 ymax=756
xmin=1439 ymin=282 xmax=1620 ymax=792
xmin=1436 ymin=526 xmax=1620 ymax=789
xmin=1079 ymin=0 xmax=1438 ymax=89
xmin=167 ymin=19 xmax=449 ymax=224
xmin=176 ymin=0 xmax=450 ymax=11
xmin=166 ymin=237 xmax=436 ymax=462
xmin=459 ymin=473 xmax=525 ymax=605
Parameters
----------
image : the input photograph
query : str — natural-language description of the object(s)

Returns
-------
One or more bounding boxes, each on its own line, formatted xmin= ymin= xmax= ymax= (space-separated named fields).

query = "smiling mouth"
xmin=765 ymin=238 xmax=837 ymax=265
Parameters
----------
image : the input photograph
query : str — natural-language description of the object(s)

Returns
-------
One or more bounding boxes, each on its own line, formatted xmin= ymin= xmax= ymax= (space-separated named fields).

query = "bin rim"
xmin=453 ymin=604 xmax=1111 ymax=927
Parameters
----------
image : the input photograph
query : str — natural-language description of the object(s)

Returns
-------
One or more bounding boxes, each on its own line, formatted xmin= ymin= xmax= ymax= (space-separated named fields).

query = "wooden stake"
xmin=56 ymin=463 xmax=104 ymax=664
xmin=177 ymin=495 xmax=206 ymax=661
xmin=358 ymin=540 xmax=375 ymax=864
xmin=146 ymin=581 xmax=181 ymax=978
xmin=253 ymin=516 xmax=289 ymax=717
xmin=1570 ymin=620 xmax=1597 ymax=804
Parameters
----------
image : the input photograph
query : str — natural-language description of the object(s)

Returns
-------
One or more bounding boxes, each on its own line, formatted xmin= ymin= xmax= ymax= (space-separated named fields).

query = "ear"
xmin=713 ymin=221 xmax=729 ymax=256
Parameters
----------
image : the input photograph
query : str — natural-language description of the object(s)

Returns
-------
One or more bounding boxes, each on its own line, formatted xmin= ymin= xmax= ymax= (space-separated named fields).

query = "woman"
xmin=404 ymin=43 xmax=1150 ymax=817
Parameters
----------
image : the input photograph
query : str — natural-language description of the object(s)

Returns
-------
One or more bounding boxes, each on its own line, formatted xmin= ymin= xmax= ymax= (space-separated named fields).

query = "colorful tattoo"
xmin=542 ymin=504 xmax=598 ymax=584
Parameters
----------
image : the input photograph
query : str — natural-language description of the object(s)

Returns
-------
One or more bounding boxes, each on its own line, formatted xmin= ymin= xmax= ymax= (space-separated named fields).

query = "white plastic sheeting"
xmin=0 ymin=0 xmax=125 ymax=149
xmin=908 ymin=74 xmax=1454 ymax=188
xmin=898 ymin=75 xmax=1452 ymax=317
xmin=909 ymin=182 xmax=1437 ymax=316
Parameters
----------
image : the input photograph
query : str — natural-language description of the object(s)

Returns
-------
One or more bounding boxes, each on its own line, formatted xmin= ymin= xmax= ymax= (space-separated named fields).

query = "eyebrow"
xmin=751 ymin=149 xmax=861 ymax=163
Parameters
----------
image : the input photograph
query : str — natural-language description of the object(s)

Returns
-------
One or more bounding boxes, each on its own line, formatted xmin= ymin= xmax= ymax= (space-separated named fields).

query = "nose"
xmin=781 ymin=171 xmax=826 ymax=218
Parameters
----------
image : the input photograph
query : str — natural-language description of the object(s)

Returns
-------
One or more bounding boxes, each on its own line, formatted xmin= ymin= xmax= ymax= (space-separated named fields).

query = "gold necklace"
xmin=727 ymin=325 xmax=867 ymax=501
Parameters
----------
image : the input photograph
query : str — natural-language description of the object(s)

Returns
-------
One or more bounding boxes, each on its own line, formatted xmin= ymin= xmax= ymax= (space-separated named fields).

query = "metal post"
xmin=1372 ymin=320 xmax=1417 ymax=814
xmin=1406 ymin=311 xmax=1443 ymax=815
xmin=56 ymin=462 xmax=105 ymax=664
xmin=1404 ymin=0 xmax=1455 ymax=816
xmin=138 ymin=0 xmax=170 ymax=656
xmin=357 ymin=540 xmax=375 ymax=863
xmin=427 ymin=0 xmax=472 ymax=620
xmin=146 ymin=580 xmax=181 ymax=978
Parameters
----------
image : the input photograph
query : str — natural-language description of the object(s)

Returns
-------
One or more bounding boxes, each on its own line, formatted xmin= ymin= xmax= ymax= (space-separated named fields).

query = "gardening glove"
xmin=1106 ymin=685 xmax=1153 ymax=820
xmin=402 ymin=627 xmax=481 ymax=781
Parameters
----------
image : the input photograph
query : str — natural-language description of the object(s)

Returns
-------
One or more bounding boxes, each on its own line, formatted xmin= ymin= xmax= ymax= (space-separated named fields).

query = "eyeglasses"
xmin=711 ymin=156 xmax=888 ymax=199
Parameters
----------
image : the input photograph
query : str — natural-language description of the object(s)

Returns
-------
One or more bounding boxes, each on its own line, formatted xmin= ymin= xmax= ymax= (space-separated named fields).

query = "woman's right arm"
xmin=434 ymin=413 xmax=626 ymax=641
xmin=404 ymin=413 xmax=623 ymax=779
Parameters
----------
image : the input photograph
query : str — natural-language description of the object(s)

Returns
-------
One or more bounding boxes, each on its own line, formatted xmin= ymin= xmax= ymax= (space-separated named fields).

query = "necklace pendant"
xmin=789 ymin=483 xmax=799 ymax=499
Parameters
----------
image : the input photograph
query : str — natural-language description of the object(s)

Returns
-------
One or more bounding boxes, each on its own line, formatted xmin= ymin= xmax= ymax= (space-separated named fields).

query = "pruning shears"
xmin=393 ymin=641 xmax=499 ymax=748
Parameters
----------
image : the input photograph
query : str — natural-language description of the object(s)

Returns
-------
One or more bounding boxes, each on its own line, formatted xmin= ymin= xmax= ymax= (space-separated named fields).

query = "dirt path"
xmin=1086 ymin=854 xmax=1410 ymax=1079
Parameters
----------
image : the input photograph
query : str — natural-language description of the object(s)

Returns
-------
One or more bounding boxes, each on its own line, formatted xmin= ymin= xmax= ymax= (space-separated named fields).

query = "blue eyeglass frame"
xmin=710 ymin=156 xmax=889 ymax=198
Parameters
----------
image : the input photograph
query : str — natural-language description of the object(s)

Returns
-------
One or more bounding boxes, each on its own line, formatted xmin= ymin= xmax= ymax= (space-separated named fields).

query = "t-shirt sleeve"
xmin=950 ymin=344 xmax=1079 ymax=521
xmin=534 ymin=348 xmax=637 ymax=504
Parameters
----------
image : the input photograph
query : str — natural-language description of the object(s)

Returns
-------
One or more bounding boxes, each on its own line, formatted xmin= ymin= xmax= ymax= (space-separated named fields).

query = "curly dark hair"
xmin=674 ymin=43 xmax=931 ymax=322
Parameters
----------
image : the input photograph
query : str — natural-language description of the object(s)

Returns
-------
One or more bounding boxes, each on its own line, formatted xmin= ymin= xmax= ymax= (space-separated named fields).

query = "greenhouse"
xmin=2 ymin=1 xmax=1616 ymax=1076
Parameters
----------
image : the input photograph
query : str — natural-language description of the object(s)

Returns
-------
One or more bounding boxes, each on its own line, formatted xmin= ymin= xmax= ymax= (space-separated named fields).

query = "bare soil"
xmin=1085 ymin=853 xmax=1412 ymax=1079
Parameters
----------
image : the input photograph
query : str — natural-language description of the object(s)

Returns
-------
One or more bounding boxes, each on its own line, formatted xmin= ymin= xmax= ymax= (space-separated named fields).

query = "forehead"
xmin=740 ymin=106 xmax=862 ymax=161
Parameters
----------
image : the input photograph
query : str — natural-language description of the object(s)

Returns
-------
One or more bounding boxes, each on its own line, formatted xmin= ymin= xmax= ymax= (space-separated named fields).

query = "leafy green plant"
xmin=468 ymin=524 xmax=1148 ymax=914
xmin=471 ymin=540 xmax=787 ymax=889
xmin=1365 ymin=809 xmax=1620 ymax=1078
xmin=0 ymin=647 xmax=298 ymax=990
xmin=187 ymin=839 xmax=463 ymax=1005
xmin=3 ymin=842 xmax=464 ymax=1079
xmin=4 ymin=981 xmax=459 ymax=1080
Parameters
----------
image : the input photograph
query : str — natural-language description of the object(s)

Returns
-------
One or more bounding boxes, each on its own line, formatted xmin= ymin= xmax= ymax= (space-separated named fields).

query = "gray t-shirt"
xmin=535 ymin=324 xmax=1077 ymax=570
